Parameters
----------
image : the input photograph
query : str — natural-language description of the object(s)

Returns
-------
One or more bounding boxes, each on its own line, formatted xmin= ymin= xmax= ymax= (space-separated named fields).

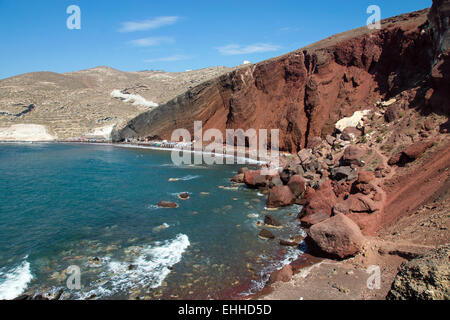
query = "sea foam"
xmin=0 ymin=257 xmax=33 ymax=300
xmin=78 ymin=234 xmax=190 ymax=299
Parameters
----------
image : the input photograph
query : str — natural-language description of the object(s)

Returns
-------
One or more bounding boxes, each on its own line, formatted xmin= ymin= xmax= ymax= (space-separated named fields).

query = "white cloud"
xmin=119 ymin=16 xmax=180 ymax=32
xmin=217 ymin=43 xmax=281 ymax=55
xmin=243 ymin=60 xmax=251 ymax=65
xmin=129 ymin=37 xmax=175 ymax=47
xmin=144 ymin=55 xmax=191 ymax=63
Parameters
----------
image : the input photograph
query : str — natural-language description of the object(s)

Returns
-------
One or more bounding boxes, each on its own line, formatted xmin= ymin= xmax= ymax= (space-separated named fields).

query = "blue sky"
xmin=0 ymin=0 xmax=431 ymax=79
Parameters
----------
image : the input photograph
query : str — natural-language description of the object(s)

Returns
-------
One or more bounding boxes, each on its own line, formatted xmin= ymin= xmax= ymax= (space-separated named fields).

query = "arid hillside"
xmin=113 ymin=5 xmax=448 ymax=153
xmin=0 ymin=66 xmax=230 ymax=141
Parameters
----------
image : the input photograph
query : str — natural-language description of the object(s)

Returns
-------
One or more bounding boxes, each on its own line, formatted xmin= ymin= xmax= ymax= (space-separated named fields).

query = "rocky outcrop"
xmin=387 ymin=244 xmax=450 ymax=300
xmin=424 ymin=0 xmax=450 ymax=121
xmin=113 ymin=9 xmax=434 ymax=151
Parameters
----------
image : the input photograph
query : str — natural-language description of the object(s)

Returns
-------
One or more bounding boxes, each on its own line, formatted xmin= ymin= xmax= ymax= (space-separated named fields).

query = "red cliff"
xmin=113 ymin=3 xmax=448 ymax=152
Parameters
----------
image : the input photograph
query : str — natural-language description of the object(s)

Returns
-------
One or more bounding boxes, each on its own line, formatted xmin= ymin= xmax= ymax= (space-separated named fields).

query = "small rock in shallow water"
xmin=157 ymin=201 xmax=179 ymax=208
xmin=279 ymin=239 xmax=298 ymax=247
xmin=264 ymin=214 xmax=282 ymax=228
xmin=259 ymin=229 xmax=275 ymax=240
xmin=178 ymin=192 xmax=190 ymax=200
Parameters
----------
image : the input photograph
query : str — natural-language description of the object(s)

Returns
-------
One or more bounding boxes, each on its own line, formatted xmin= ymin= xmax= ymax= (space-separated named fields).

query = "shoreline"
xmin=0 ymin=140 xmax=268 ymax=165
xmin=1 ymin=140 xmax=307 ymax=301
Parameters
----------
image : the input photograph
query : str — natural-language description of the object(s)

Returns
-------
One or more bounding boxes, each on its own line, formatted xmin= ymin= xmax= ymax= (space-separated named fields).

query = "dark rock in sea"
xmin=264 ymin=214 xmax=282 ymax=228
xmin=178 ymin=192 xmax=190 ymax=200
xmin=231 ymin=173 xmax=244 ymax=183
xmin=54 ymin=289 xmax=64 ymax=300
xmin=258 ymin=229 xmax=275 ymax=240
xmin=157 ymin=201 xmax=179 ymax=208
xmin=280 ymin=239 xmax=300 ymax=247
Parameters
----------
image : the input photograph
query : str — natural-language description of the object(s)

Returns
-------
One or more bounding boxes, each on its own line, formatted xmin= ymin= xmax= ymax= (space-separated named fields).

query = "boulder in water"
xmin=157 ymin=201 xmax=179 ymax=208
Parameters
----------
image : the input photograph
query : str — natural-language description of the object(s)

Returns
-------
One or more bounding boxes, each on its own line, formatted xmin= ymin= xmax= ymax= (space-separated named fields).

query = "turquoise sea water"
xmin=0 ymin=143 xmax=304 ymax=300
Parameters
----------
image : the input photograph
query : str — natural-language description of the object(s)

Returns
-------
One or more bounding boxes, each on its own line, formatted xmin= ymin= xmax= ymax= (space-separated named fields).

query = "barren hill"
xmin=0 ymin=66 xmax=230 ymax=141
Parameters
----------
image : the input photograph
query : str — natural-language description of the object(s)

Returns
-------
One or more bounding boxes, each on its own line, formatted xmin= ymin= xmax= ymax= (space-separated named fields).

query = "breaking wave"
xmin=0 ymin=257 xmax=33 ymax=300
xmin=76 ymin=234 xmax=190 ymax=299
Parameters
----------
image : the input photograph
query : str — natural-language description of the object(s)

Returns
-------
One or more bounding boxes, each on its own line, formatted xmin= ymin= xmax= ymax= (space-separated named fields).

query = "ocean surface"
xmin=0 ymin=143 xmax=305 ymax=300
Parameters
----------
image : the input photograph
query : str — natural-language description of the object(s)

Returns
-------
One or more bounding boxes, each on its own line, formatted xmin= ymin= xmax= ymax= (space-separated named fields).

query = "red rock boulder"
xmin=403 ymin=140 xmax=434 ymax=159
xmin=347 ymin=194 xmax=381 ymax=213
xmin=304 ymin=180 xmax=337 ymax=216
xmin=308 ymin=214 xmax=365 ymax=259
xmin=244 ymin=170 xmax=268 ymax=188
xmin=388 ymin=140 xmax=434 ymax=166
xmin=268 ymin=265 xmax=293 ymax=284
xmin=267 ymin=186 xmax=296 ymax=208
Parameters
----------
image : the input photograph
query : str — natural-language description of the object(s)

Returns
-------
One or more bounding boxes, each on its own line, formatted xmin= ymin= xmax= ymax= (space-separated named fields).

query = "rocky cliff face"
xmin=426 ymin=0 xmax=450 ymax=119
xmin=113 ymin=5 xmax=448 ymax=152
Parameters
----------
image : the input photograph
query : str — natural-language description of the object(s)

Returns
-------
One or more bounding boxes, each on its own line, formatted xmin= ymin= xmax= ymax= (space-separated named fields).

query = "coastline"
xmin=0 ymin=140 xmax=267 ymax=165
xmin=0 ymin=140 xmax=307 ymax=300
